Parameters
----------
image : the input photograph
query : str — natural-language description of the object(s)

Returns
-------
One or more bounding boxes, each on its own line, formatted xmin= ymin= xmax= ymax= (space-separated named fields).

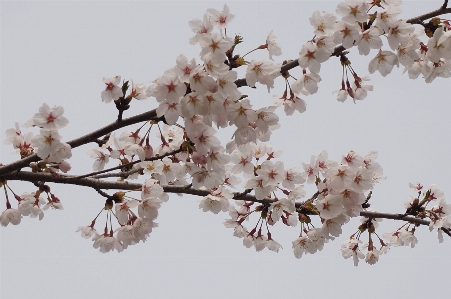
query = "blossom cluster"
xmin=223 ymin=150 xmax=386 ymax=260
xmin=2 ymin=2 xmax=451 ymax=260
xmin=4 ymin=103 xmax=72 ymax=173
xmin=292 ymin=0 xmax=451 ymax=104
xmin=0 ymin=187 xmax=63 ymax=227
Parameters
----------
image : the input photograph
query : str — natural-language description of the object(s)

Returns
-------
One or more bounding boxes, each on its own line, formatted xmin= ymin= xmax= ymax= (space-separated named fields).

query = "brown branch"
xmin=360 ymin=210 xmax=451 ymax=237
xmin=407 ymin=2 xmax=451 ymax=25
xmin=74 ymin=147 xmax=183 ymax=179
xmin=3 ymin=170 xmax=450 ymax=237
xmin=0 ymin=109 xmax=160 ymax=176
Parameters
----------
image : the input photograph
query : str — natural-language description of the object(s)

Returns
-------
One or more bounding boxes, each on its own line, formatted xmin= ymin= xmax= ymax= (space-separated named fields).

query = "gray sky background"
xmin=1 ymin=1 xmax=451 ymax=298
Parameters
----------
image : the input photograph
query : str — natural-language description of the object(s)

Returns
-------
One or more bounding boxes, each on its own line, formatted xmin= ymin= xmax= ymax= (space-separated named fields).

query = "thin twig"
xmin=75 ymin=147 xmax=183 ymax=179
xmin=0 ymin=111 xmax=162 ymax=176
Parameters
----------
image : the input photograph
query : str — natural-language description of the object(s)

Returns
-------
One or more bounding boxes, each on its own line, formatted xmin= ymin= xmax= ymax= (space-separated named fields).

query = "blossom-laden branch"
xmin=2 ymin=1 xmax=451 ymax=261
xmin=235 ymin=1 xmax=451 ymax=88
xmin=1 ymin=0 xmax=450 ymax=176
xmin=3 ymin=170 xmax=450 ymax=237
xmin=359 ymin=210 xmax=451 ymax=237
xmin=0 ymin=110 xmax=161 ymax=176
xmin=75 ymin=147 xmax=183 ymax=179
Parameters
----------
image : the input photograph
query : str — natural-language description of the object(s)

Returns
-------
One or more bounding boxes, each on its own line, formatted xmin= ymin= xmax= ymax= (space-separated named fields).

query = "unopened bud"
xmin=299 ymin=213 xmax=311 ymax=223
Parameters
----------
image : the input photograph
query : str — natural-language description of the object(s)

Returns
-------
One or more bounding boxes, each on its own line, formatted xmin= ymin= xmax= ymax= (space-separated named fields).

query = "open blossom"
xmin=88 ymin=148 xmax=110 ymax=171
xmin=101 ymin=76 xmax=122 ymax=103
xmin=336 ymin=0 xmax=369 ymax=23
xmin=4 ymin=122 xmax=24 ymax=148
xmin=33 ymin=103 xmax=69 ymax=130
xmin=245 ymin=60 xmax=280 ymax=92
xmin=368 ymin=50 xmax=399 ymax=77
xmin=265 ymin=31 xmax=282 ymax=60
xmin=376 ymin=6 xmax=402 ymax=33
xmin=199 ymin=186 xmax=232 ymax=214
xmin=130 ymin=83 xmax=149 ymax=100
xmin=256 ymin=160 xmax=284 ymax=187
xmin=174 ymin=55 xmax=197 ymax=83
xmin=199 ymin=32 xmax=233 ymax=62
xmin=356 ymin=27 xmax=383 ymax=56
xmin=333 ymin=21 xmax=360 ymax=49
xmin=387 ymin=20 xmax=415 ymax=50
xmin=341 ymin=238 xmax=364 ymax=266
xmin=189 ymin=14 xmax=213 ymax=45
xmin=0 ymin=208 xmax=22 ymax=226
xmin=93 ymin=235 xmax=123 ymax=253
xmin=30 ymin=129 xmax=63 ymax=159
xmin=76 ymin=225 xmax=99 ymax=240
xmin=151 ymin=70 xmax=186 ymax=102
xmin=298 ymin=42 xmax=329 ymax=73
xmin=291 ymin=72 xmax=321 ymax=95
xmin=48 ymin=142 xmax=72 ymax=163
xmin=309 ymin=10 xmax=336 ymax=37
xmin=206 ymin=4 xmax=234 ymax=29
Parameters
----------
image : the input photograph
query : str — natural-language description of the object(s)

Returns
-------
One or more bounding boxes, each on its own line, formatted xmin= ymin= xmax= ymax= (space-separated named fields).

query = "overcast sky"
xmin=1 ymin=1 xmax=451 ymax=298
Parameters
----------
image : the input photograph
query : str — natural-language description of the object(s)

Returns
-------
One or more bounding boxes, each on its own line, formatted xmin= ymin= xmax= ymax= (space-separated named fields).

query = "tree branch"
xmin=3 ymin=170 xmax=450 ymax=237
xmin=360 ymin=210 xmax=451 ymax=237
xmin=407 ymin=1 xmax=451 ymax=25
xmin=74 ymin=147 xmax=184 ymax=179
xmin=0 ymin=109 xmax=161 ymax=176
xmin=235 ymin=3 xmax=451 ymax=88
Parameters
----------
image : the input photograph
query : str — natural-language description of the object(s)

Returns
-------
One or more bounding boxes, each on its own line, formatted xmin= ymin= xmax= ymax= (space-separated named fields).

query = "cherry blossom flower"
xmin=4 ymin=122 xmax=29 ymax=150
xmin=199 ymin=32 xmax=233 ymax=62
xmin=336 ymin=0 xmax=369 ymax=23
xmin=245 ymin=60 xmax=280 ymax=92
xmin=156 ymin=98 xmax=182 ymax=125
xmin=88 ymin=148 xmax=110 ymax=171
xmin=291 ymin=72 xmax=321 ymax=95
xmin=101 ymin=76 xmax=122 ymax=103
xmin=30 ymin=129 xmax=63 ymax=159
xmin=256 ymin=160 xmax=284 ymax=187
xmin=206 ymin=4 xmax=234 ymax=29
xmin=309 ymin=10 xmax=336 ymax=37
xmin=189 ymin=14 xmax=213 ymax=45
xmin=76 ymin=225 xmax=99 ymax=240
xmin=376 ymin=6 xmax=402 ymax=33
xmin=265 ymin=31 xmax=282 ymax=60
xmin=151 ymin=70 xmax=186 ymax=102
xmin=341 ymin=237 xmax=364 ymax=266
xmin=298 ymin=42 xmax=329 ymax=73
xmin=333 ymin=21 xmax=360 ymax=49
xmin=138 ymin=197 xmax=161 ymax=220
xmin=292 ymin=236 xmax=311 ymax=258
xmin=141 ymin=179 xmax=166 ymax=201
xmin=48 ymin=142 xmax=72 ymax=163
xmin=315 ymin=195 xmax=345 ymax=219
xmin=130 ymin=83 xmax=149 ymax=100
xmin=321 ymin=214 xmax=349 ymax=239
xmin=32 ymin=103 xmax=69 ymax=131
xmin=387 ymin=20 xmax=415 ymax=50
xmin=93 ymin=235 xmax=124 ymax=253
xmin=115 ymin=200 xmax=139 ymax=225
xmin=424 ymin=59 xmax=451 ymax=83
xmin=0 ymin=208 xmax=22 ymax=226
xmin=368 ymin=50 xmax=399 ymax=77
xmin=174 ymin=55 xmax=197 ymax=83
xmin=199 ymin=186 xmax=232 ymax=214
xmin=356 ymin=27 xmax=383 ymax=56
xmin=266 ymin=233 xmax=282 ymax=252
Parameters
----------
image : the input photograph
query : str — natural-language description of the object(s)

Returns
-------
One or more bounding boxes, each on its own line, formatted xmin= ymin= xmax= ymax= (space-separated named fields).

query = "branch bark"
xmin=3 ymin=170 xmax=449 ymax=237
xmin=0 ymin=109 xmax=160 ymax=176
